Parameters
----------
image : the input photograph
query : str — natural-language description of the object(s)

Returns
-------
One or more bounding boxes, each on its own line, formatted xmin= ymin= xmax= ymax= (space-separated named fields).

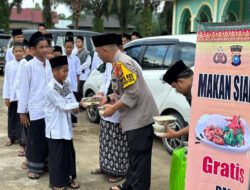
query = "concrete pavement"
xmin=0 ymin=76 xmax=171 ymax=190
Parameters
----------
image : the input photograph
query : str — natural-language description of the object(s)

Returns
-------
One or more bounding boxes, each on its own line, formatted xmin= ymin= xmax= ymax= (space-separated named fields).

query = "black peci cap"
xmin=12 ymin=29 xmax=23 ymax=36
xmin=49 ymin=56 xmax=68 ymax=69
xmin=163 ymin=60 xmax=188 ymax=85
xmin=65 ymin=35 xmax=74 ymax=44
xmin=92 ymin=34 xmax=117 ymax=47
xmin=116 ymin=34 xmax=122 ymax=46
xmin=44 ymin=33 xmax=53 ymax=39
xmin=66 ymin=32 xmax=73 ymax=37
xmin=53 ymin=46 xmax=62 ymax=53
xmin=122 ymin=33 xmax=131 ymax=40
xmin=132 ymin=32 xmax=140 ymax=38
xmin=29 ymin=32 xmax=46 ymax=47
xmin=38 ymin=23 xmax=45 ymax=28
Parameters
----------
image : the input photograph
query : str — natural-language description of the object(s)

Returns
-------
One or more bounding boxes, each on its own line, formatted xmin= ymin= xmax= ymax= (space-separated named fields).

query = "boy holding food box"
xmin=45 ymin=56 xmax=85 ymax=190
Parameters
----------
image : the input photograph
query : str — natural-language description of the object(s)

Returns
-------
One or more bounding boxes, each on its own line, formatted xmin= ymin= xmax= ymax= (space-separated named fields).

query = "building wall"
xmin=173 ymin=0 xmax=250 ymax=35
xmin=10 ymin=22 xmax=40 ymax=30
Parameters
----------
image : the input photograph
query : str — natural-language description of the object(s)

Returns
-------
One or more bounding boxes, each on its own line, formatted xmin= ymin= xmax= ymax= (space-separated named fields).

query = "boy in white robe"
xmin=64 ymin=33 xmax=81 ymax=124
xmin=45 ymin=56 xmax=84 ymax=190
xmin=18 ymin=32 xmax=53 ymax=179
xmin=5 ymin=29 xmax=24 ymax=63
xmin=3 ymin=42 xmax=25 ymax=149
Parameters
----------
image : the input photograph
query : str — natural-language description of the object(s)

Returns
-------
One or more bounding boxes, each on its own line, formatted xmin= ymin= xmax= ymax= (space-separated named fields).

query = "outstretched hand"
xmin=159 ymin=123 xmax=179 ymax=139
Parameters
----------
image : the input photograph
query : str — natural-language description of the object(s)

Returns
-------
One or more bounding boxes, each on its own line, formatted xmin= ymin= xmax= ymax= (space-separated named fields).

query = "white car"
xmin=83 ymin=34 xmax=197 ymax=154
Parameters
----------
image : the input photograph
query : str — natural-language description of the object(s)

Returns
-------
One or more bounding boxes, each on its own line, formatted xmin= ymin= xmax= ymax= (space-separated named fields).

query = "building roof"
xmin=69 ymin=15 xmax=135 ymax=29
xmin=10 ymin=8 xmax=58 ymax=24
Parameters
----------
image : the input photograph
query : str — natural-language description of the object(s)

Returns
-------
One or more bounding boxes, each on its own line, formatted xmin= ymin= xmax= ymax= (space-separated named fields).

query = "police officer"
xmin=92 ymin=34 xmax=159 ymax=190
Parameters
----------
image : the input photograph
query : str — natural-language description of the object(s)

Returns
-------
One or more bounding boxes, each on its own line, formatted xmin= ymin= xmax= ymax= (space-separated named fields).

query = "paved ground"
xmin=0 ymin=76 xmax=171 ymax=190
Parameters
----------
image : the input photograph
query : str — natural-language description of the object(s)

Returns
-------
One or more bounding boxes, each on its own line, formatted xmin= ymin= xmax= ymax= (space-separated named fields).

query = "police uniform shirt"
xmin=112 ymin=50 xmax=159 ymax=132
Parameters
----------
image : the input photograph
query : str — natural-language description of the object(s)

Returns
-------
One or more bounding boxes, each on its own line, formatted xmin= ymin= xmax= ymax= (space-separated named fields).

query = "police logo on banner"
xmin=230 ymin=45 xmax=242 ymax=66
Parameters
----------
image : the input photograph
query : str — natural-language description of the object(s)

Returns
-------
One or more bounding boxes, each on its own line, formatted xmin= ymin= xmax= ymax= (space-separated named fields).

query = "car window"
xmin=180 ymin=45 xmax=196 ymax=67
xmin=56 ymin=35 xmax=65 ymax=47
xmin=142 ymin=45 xmax=168 ymax=69
xmin=163 ymin=45 xmax=175 ymax=68
xmin=90 ymin=38 xmax=96 ymax=51
xmin=125 ymin=46 xmax=142 ymax=61
xmin=0 ymin=38 xmax=9 ymax=48
xmin=56 ymin=35 xmax=87 ymax=49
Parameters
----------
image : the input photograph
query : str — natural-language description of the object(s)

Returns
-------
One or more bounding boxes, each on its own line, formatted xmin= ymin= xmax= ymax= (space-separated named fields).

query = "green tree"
xmin=112 ymin=0 xmax=131 ymax=34
xmin=0 ymin=0 xmax=23 ymax=33
xmin=82 ymin=0 xmax=112 ymax=33
xmin=130 ymin=0 xmax=160 ymax=37
xmin=54 ymin=0 xmax=86 ymax=29
xmin=159 ymin=2 xmax=173 ymax=35
xmin=58 ymin=13 xmax=66 ymax=19
xmin=32 ymin=2 xmax=42 ymax=10
xmin=42 ymin=0 xmax=54 ymax=29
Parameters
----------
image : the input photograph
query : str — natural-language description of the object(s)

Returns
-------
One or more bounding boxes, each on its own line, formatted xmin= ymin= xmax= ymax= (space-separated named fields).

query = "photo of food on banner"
xmin=195 ymin=114 xmax=250 ymax=151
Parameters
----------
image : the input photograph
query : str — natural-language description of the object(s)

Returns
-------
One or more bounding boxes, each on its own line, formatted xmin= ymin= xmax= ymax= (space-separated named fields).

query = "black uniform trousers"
xmin=123 ymin=124 xmax=153 ymax=190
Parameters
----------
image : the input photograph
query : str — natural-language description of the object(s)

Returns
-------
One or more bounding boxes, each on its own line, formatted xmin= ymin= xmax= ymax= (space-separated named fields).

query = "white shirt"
xmin=17 ymin=57 xmax=53 ymax=120
xmin=5 ymin=48 xmax=15 ymax=63
xmin=3 ymin=59 xmax=22 ymax=102
xmin=91 ymin=51 xmax=103 ymax=71
xmin=80 ymin=55 xmax=91 ymax=81
xmin=62 ymin=45 xmax=78 ymax=56
xmin=100 ymin=63 xmax=120 ymax=123
xmin=72 ymin=46 xmax=78 ymax=55
xmin=66 ymin=54 xmax=81 ymax=92
xmin=45 ymin=78 xmax=79 ymax=140
xmin=14 ymin=58 xmax=28 ymax=100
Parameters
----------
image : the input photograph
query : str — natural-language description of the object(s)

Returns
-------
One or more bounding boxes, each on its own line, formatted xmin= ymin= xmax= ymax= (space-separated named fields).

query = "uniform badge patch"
xmin=116 ymin=62 xmax=137 ymax=88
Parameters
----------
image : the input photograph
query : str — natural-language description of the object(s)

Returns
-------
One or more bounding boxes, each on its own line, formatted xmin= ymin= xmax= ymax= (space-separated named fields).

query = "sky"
xmin=8 ymin=0 xmax=72 ymax=17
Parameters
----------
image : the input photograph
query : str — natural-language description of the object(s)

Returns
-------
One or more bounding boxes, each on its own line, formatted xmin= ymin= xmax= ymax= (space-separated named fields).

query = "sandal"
xmin=4 ymin=140 xmax=14 ymax=146
xmin=90 ymin=168 xmax=103 ymax=174
xmin=108 ymin=177 xmax=124 ymax=183
xmin=109 ymin=185 xmax=125 ymax=190
xmin=18 ymin=151 xmax=25 ymax=157
xmin=68 ymin=180 xmax=80 ymax=189
xmin=50 ymin=185 xmax=66 ymax=190
xmin=27 ymin=171 xmax=40 ymax=180
xmin=21 ymin=162 xmax=27 ymax=169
